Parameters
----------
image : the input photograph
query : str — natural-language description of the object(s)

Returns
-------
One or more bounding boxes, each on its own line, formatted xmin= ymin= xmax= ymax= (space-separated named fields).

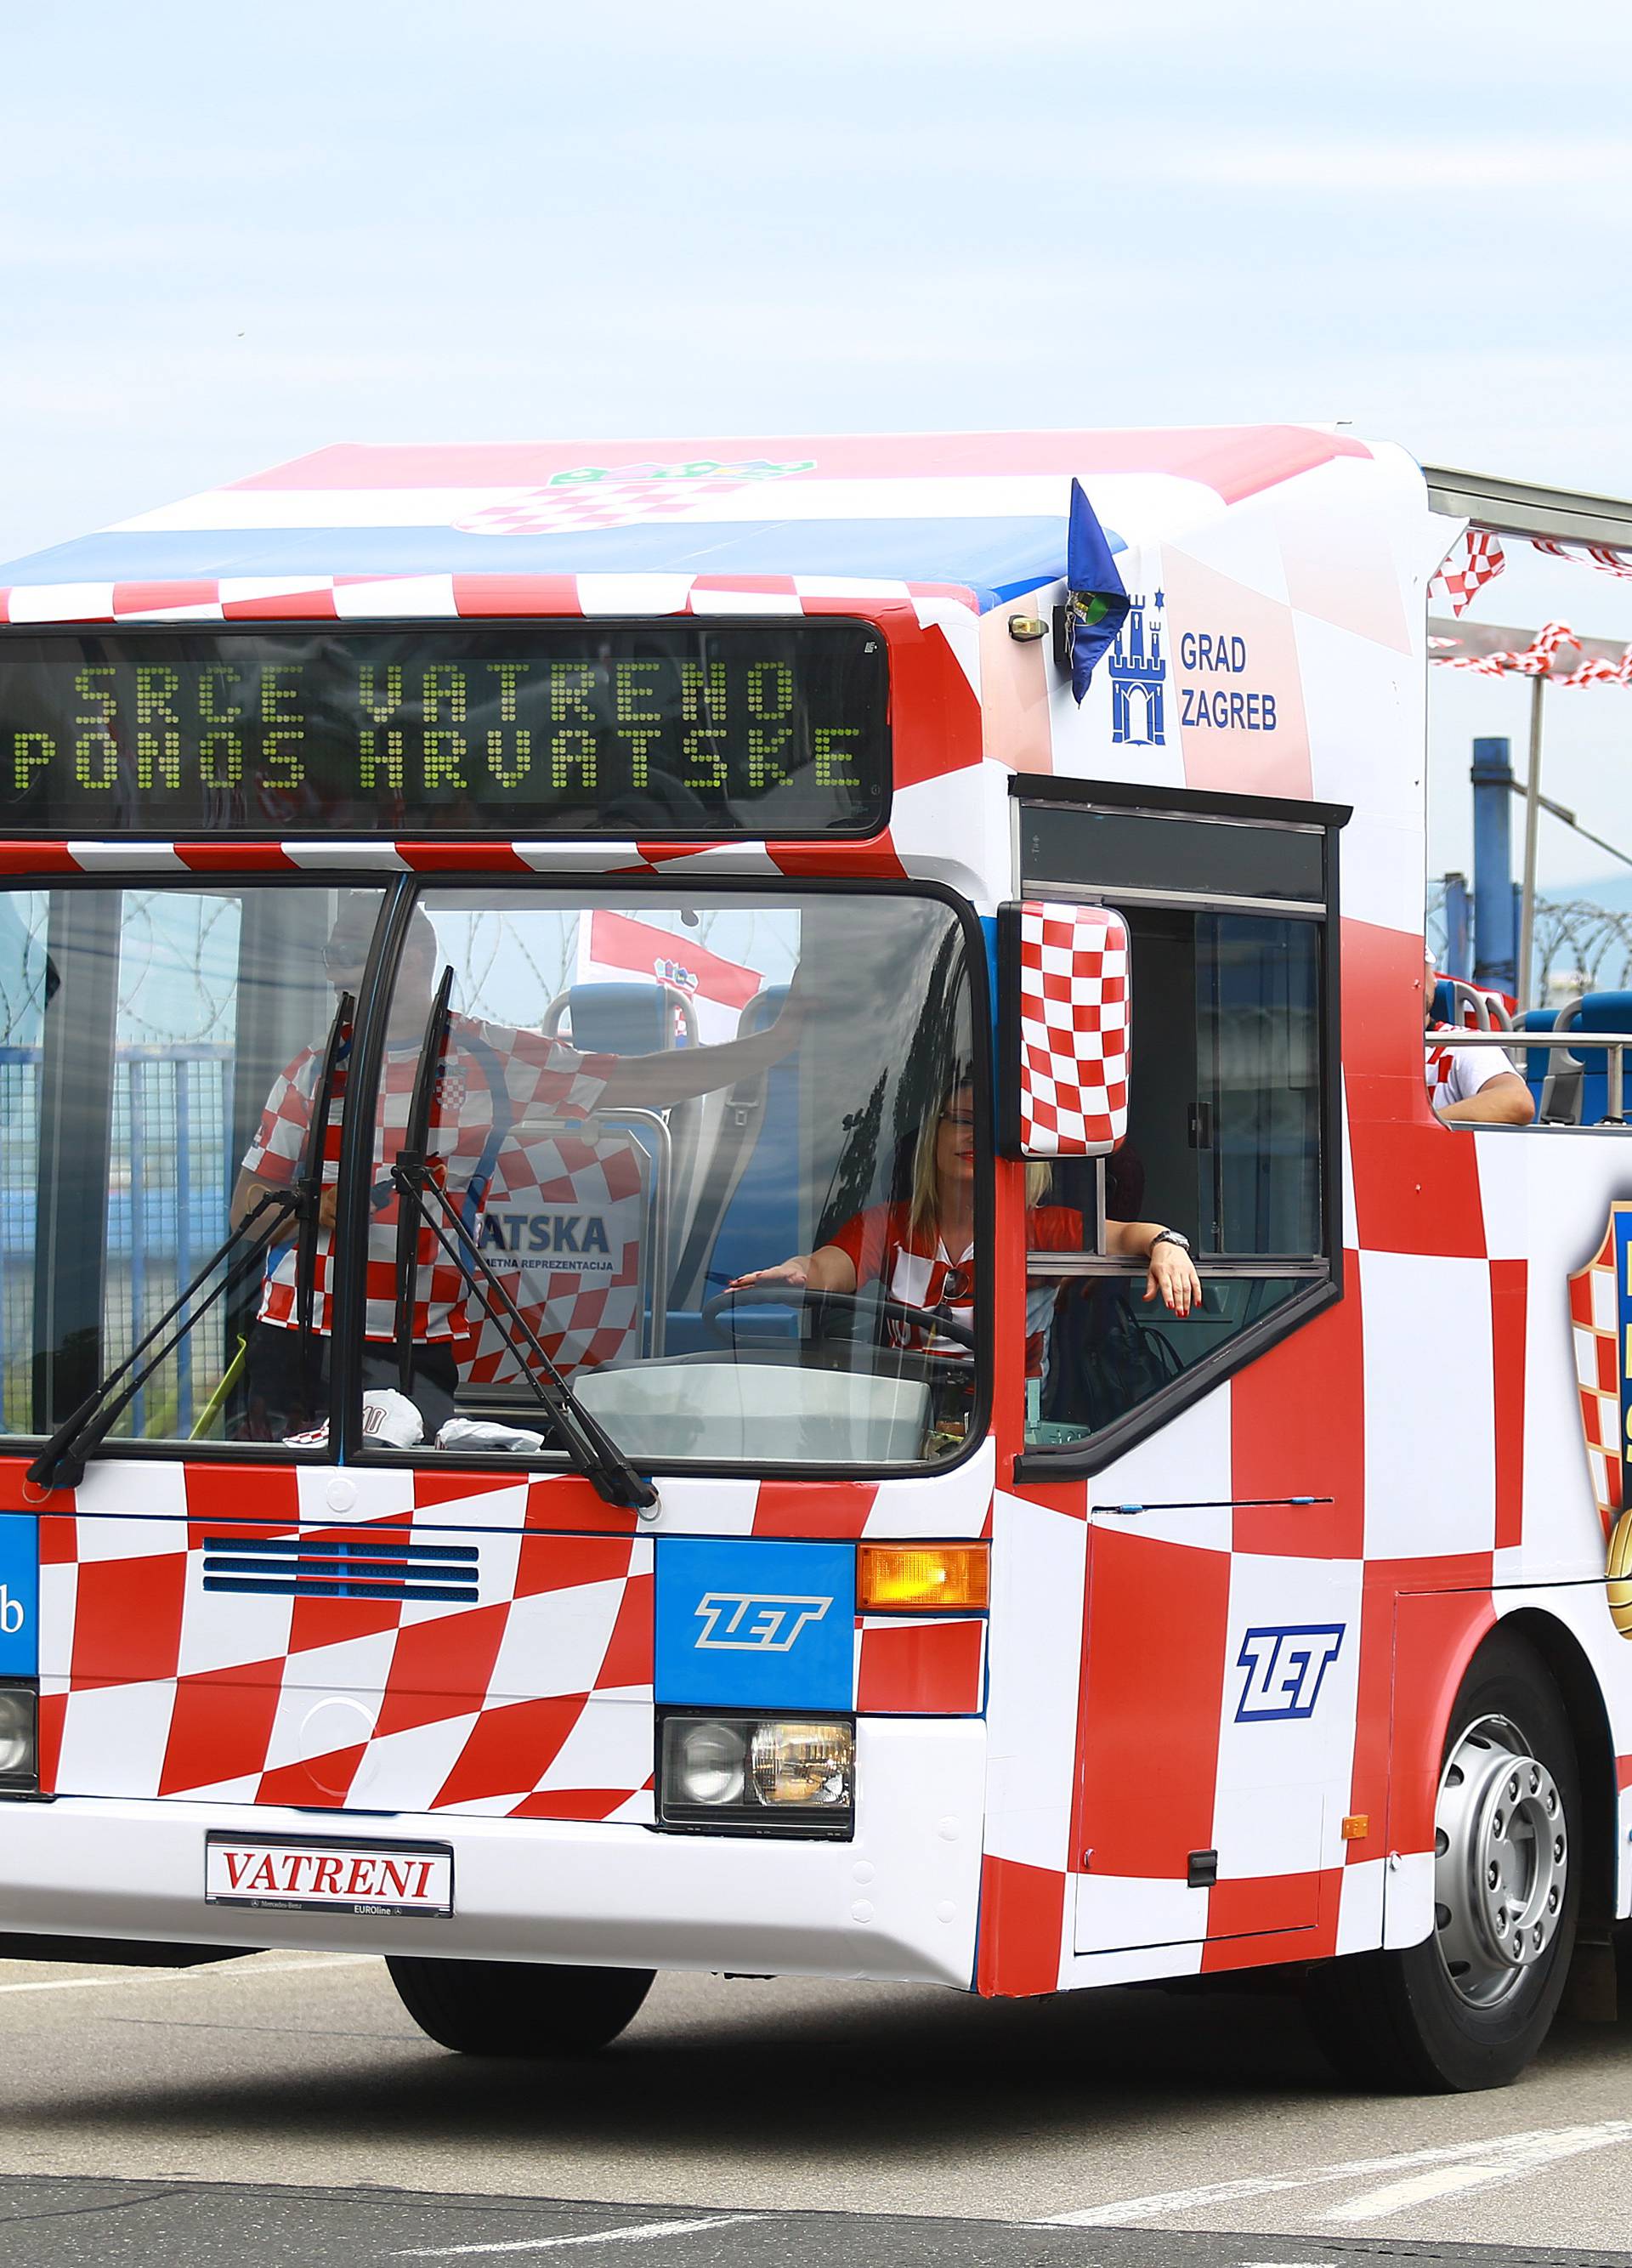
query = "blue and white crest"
xmin=1108 ymin=590 xmax=1166 ymax=746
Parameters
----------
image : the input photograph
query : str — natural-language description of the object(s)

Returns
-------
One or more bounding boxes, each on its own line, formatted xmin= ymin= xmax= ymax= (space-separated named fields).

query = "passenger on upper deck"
xmin=730 ymin=1080 xmax=1201 ymax=1373
xmin=230 ymin=895 xmax=805 ymax=1441
xmin=1425 ymin=953 xmax=1536 ymax=1127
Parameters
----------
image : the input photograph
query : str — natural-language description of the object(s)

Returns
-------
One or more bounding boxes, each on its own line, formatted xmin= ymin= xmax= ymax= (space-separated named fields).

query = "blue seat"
xmin=561 ymin=981 xmax=675 ymax=1056
xmin=1562 ymin=994 xmax=1632 ymax=1125
xmin=1516 ymin=1009 xmax=1562 ymax=1118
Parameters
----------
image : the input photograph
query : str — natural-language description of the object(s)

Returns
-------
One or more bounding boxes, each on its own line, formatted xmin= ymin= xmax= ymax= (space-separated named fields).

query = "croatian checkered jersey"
xmin=242 ymin=1014 xmax=614 ymax=1342
xmin=830 ymin=1201 xmax=1083 ymax=1375
xmin=1424 ymin=1020 xmax=1521 ymax=1114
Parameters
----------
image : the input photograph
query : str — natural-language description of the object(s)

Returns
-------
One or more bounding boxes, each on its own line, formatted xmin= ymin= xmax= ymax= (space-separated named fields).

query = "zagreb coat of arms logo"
xmin=1568 ymin=1203 xmax=1632 ymax=1636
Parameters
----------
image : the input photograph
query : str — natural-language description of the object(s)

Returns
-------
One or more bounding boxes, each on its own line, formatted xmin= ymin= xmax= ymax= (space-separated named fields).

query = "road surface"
xmin=2 ymin=1952 xmax=1630 ymax=2265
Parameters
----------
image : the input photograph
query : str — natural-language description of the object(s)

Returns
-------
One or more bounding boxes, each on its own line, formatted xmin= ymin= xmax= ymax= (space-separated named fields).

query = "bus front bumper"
xmin=0 ymin=1719 xmax=984 ymax=1987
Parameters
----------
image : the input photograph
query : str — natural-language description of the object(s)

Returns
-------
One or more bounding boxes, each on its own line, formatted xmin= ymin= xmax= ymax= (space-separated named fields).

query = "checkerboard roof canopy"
xmin=0 ymin=428 xmax=1374 ymax=616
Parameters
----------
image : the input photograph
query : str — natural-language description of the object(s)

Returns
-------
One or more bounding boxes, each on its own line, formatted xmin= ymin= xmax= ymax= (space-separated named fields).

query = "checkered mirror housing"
xmin=997 ymin=900 xmax=1130 ymax=1159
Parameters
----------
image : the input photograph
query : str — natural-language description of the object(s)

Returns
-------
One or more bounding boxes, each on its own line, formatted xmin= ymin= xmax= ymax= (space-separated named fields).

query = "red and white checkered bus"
xmin=0 ymin=430 xmax=1627 ymax=2090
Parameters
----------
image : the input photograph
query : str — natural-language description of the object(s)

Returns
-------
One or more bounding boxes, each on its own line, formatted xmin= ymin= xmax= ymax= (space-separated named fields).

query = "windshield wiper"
xmin=390 ymin=973 xmax=657 ymax=1516
xmin=27 ymin=992 xmax=355 ymax=1492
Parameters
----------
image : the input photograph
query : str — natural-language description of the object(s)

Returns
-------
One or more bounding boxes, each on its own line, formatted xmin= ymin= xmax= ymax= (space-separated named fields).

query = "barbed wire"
xmin=18 ymin=883 xmax=1630 ymax=1046
xmin=1427 ymin=882 xmax=1632 ymax=998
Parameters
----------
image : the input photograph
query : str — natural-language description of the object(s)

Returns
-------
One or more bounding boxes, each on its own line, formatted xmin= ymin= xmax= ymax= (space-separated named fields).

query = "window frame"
xmin=1009 ymin=774 xmax=1350 ymax=1483
xmin=0 ymin=870 xmax=402 ymax=1471
xmin=1 ymin=870 xmax=994 ymax=1483
xmin=337 ymin=871 xmax=996 ymax=1483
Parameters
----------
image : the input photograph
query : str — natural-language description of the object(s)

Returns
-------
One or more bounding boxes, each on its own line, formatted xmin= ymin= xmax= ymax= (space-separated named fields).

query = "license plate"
xmin=204 ymin=1834 xmax=453 ymax=1918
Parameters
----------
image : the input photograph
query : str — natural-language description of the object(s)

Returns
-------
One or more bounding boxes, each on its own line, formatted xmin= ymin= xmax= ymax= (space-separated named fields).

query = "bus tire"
xmin=387 ymin=1956 xmax=655 ymax=2058
xmin=1306 ymin=1629 xmax=1578 ymax=2092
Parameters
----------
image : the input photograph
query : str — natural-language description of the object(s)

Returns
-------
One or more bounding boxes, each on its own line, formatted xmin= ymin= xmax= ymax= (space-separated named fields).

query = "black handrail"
xmin=394 ymin=966 xmax=455 ymax=1398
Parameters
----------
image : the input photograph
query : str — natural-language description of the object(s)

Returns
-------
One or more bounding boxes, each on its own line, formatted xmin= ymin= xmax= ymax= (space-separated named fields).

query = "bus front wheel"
xmin=1306 ymin=1630 xmax=1579 ymax=2092
xmin=387 ymin=1955 xmax=655 ymax=2057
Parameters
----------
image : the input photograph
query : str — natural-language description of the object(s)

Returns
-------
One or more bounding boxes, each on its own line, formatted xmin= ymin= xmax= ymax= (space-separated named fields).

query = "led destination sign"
xmin=0 ymin=622 xmax=888 ymax=837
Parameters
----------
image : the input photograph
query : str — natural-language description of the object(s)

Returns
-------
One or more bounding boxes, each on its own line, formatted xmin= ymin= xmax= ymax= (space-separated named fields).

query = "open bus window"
xmin=0 ymin=882 xmax=385 ymax=1450
xmin=370 ymin=887 xmax=982 ymax=1471
xmin=1017 ymin=795 xmax=1335 ymax=1455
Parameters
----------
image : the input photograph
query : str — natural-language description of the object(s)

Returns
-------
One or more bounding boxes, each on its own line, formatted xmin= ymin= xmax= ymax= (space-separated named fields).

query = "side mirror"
xmin=996 ymin=900 xmax=1130 ymax=1158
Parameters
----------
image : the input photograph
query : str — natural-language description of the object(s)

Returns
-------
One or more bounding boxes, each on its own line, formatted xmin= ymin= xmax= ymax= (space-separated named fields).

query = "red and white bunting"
xmin=1555 ymin=649 xmax=1632 ymax=689
xmin=1531 ymin=537 xmax=1632 ymax=580
xmin=1431 ymin=619 xmax=1632 ymax=688
xmin=1430 ymin=529 xmax=1506 ymax=616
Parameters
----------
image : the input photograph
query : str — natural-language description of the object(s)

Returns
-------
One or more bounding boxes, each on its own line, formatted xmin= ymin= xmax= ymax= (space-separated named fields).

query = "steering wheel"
xmin=700 ymin=1280 xmax=978 ymax=1353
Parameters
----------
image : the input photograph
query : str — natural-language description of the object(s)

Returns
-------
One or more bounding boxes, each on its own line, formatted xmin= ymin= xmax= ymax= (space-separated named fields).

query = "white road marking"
xmin=1043 ymin=2117 xmax=1632 ymax=2229
xmin=1049 ymin=2175 xmax=1310 ymax=2226
xmin=0 ymin=1953 xmax=374 ymax=1995
xmin=1321 ymin=2163 xmax=1511 ymax=2223
xmin=395 ymin=2216 xmax=761 ymax=2259
xmin=1322 ymin=2120 xmax=1632 ymax=2224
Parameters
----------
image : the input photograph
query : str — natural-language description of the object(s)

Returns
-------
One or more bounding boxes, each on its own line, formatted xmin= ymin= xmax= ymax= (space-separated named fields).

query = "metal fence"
xmin=1 ymin=1044 xmax=237 ymax=1437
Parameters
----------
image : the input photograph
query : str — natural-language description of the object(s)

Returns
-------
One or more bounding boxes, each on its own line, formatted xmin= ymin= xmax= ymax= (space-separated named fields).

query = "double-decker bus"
xmin=0 ymin=428 xmax=1628 ymax=2093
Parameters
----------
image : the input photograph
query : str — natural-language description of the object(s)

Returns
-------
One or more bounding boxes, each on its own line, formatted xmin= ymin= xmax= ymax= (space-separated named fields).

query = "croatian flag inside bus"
xmin=576 ymin=910 xmax=767 ymax=1046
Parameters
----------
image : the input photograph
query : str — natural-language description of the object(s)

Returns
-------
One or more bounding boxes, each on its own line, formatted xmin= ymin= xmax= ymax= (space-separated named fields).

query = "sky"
xmin=3 ymin=0 xmax=1631 ymax=893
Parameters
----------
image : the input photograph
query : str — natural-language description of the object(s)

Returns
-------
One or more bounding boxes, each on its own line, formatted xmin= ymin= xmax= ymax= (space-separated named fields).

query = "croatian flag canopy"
xmin=0 ymin=427 xmax=1373 ymax=624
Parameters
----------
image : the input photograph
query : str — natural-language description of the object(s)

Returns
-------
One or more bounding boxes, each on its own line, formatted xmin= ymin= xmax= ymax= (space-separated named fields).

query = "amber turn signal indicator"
xmin=1341 ymin=1814 xmax=1369 ymax=1841
xmin=857 ymin=1543 xmax=989 ymax=1613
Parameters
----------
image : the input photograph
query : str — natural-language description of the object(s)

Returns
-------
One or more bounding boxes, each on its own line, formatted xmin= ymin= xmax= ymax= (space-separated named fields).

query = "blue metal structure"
xmin=1442 ymin=874 xmax=1471 ymax=979
xmin=1470 ymin=738 xmax=1517 ymax=995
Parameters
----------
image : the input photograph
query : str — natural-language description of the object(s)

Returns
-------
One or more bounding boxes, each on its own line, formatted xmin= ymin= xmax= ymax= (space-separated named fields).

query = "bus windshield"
xmin=0 ymin=882 xmax=981 ymax=1475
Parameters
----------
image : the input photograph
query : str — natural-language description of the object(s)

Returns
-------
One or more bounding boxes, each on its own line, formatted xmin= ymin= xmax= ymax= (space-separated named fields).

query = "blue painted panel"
xmin=0 ymin=1516 xmax=39 ymax=1676
xmin=0 ymin=518 xmax=1088 ymax=610
xmin=655 ymin=1538 xmax=853 ymax=1710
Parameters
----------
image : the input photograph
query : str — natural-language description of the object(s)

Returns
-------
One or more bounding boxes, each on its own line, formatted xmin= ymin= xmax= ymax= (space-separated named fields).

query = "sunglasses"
xmin=939 ymin=1266 xmax=972 ymax=1302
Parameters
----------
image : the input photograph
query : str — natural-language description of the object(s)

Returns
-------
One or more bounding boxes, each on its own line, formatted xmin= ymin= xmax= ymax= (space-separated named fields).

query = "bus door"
xmin=1004 ymin=786 xmax=1352 ymax=1953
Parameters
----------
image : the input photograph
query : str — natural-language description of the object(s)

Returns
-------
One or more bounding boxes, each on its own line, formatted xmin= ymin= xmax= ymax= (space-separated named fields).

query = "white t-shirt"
xmin=1425 ymin=1021 xmax=1521 ymax=1113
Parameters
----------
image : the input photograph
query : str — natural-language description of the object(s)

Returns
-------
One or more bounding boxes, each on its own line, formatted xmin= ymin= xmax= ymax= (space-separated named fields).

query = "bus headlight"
xmin=659 ymin=1714 xmax=853 ymax=1836
xmin=667 ymin=1717 xmax=747 ymax=1808
xmin=0 ymin=1687 xmax=38 ymax=1791
xmin=750 ymin=1720 xmax=852 ymax=1807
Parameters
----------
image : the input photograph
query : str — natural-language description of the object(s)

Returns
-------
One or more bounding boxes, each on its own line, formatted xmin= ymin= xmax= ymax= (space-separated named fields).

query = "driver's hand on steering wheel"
xmin=728 ymin=1258 xmax=811 ymax=1289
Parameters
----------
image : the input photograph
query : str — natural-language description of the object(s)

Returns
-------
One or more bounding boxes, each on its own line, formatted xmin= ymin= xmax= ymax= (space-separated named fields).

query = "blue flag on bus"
xmin=1065 ymin=479 xmax=1130 ymax=703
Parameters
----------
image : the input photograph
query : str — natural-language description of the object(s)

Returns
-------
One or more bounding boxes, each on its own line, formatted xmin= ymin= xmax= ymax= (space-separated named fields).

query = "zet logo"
xmin=694 ymin=1593 xmax=833 ymax=1653
xmin=1234 ymin=1624 xmax=1345 ymax=1722
xmin=656 ymin=1538 xmax=852 ymax=1709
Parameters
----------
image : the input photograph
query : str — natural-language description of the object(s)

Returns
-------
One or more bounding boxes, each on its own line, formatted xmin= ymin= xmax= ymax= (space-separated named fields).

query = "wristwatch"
xmin=1149 ymin=1228 xmax=1192 ymax=1256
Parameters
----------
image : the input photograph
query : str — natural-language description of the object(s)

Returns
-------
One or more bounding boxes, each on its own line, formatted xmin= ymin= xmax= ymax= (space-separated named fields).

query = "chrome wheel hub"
xmin=1434 ymin=1714 xmax=1567 ymax=2009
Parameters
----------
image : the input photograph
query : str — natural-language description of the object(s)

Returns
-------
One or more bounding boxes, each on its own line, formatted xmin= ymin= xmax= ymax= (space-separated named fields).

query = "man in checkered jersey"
xmin=1425 ymin=952 xmax=1534 ymax=1126
xmin=230 ymin=896 xmax=802 ymax=1440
